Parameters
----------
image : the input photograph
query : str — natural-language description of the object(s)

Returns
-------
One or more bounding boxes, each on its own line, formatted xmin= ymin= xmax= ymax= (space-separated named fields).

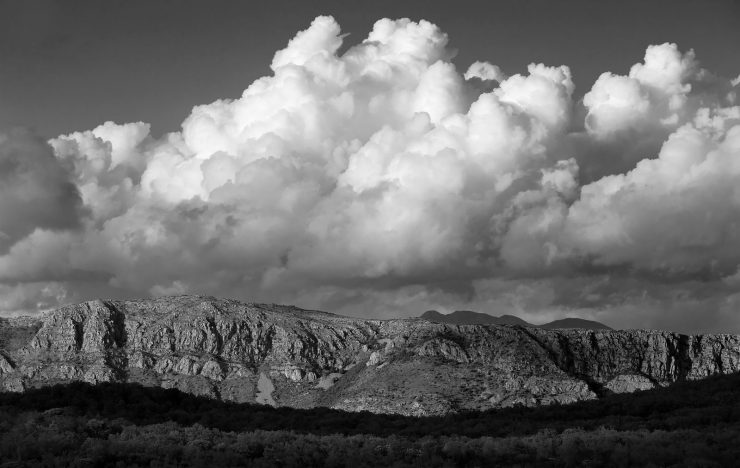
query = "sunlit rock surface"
xmin=1 ymin=295 xmax=739 ymax=416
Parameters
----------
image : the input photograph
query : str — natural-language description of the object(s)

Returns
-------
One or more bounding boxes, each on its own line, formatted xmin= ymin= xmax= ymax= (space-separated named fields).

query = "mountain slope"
xmin=421 ymin=309 xmax=612 ymax=330
xmin=0 ymin=295 xmax=738 ymax=416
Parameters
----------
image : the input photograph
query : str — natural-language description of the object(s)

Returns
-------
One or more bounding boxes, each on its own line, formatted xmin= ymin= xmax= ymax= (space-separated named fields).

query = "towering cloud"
xmin=0 ymin=16 xmax=738 ymax=332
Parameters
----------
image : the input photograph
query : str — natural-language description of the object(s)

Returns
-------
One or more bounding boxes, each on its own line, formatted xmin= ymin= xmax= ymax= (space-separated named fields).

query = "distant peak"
xmin=540 ymin=318 xmax=613 ymax=331
xmin=419 ymin=309 xmax=610 ymax=330
xmin=419 ymin=309 xmax=533 ymax=327
xmin=421 ymin=310 xmax=445 ymax=318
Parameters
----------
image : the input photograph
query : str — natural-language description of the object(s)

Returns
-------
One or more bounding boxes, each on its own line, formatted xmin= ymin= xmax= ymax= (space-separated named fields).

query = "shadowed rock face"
xmin=1 ymin=296 xmax=739 ymax=416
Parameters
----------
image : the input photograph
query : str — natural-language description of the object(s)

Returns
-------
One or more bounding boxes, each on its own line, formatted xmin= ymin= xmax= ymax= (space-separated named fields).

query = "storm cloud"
xmin=1 ymin=17 xmax=739 ymax=332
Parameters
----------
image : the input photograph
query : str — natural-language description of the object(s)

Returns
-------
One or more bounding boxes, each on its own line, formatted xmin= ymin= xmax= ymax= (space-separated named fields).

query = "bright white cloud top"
xmin=1 ymin=17 xmax=739 ymax=332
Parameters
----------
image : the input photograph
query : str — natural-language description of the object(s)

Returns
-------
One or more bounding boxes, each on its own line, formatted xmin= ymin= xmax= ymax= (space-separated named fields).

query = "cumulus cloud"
xmin=0 ymin=16 xmax=739 ymax=332
xmin=0 ymin=128 xmax=82 ymax=252
xmin=561 ymin=120 xmax=740 ymax=276
xmin=464 ymin=61 xmax=506 ymax=82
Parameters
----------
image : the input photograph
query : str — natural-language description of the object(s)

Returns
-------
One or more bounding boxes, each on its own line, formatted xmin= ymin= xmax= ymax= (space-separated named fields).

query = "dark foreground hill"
xmin=1 ymin=295 xmax=739 ymax=416
xmin=420 ymin=309 xmax=612 ymax=330
xmin=1 ymin=374 xmax=740 ymax=467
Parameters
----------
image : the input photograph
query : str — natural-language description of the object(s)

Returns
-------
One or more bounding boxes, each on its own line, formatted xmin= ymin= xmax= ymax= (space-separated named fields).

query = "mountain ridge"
xmin=0 ymin=295 xmax=738 ymax=416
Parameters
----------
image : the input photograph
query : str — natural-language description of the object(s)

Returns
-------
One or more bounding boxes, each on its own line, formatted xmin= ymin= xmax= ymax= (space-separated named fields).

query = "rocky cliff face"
xmin=1 ymin=296 xmax=739 ymax=416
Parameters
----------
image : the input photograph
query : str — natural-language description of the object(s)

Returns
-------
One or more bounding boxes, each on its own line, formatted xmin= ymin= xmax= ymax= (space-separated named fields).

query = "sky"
xmin=1 ymin=0 xmax=740 ymax=333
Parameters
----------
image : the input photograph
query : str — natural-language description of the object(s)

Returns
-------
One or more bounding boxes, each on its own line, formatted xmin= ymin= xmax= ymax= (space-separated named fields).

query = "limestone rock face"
xmin=605 ymin=374 xmax=656 ymax=393
xmin=1 ymin=295 xmax=739 ymax=416
xmin=524 ymin=328 xmax=740 ymax=386
xmin=0 ymin=354 xmax=13 ymax=374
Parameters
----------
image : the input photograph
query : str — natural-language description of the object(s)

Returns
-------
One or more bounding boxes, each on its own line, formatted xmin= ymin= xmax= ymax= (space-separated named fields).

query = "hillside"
xmin=0 ymin=295 xmax=738 ymax=416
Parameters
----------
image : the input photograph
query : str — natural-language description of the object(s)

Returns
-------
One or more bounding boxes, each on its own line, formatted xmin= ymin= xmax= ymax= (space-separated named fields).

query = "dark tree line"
xmin=1 ymin=373 xmax=740 ymax=466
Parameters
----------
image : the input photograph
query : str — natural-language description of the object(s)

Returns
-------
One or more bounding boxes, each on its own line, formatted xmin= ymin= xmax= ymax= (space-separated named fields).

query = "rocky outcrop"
xmin=0 ymin=295 xmax=739 ymax=416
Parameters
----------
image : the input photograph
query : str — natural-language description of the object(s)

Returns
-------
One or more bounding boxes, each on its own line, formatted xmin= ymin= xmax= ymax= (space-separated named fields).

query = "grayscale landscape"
xmin=1 ymin=0 xmax=739 ymax=466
